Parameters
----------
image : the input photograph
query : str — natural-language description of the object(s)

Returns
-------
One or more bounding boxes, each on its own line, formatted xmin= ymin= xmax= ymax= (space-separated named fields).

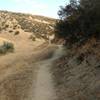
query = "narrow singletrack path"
xmin=32 ymin=45 xmax=65 ymax=100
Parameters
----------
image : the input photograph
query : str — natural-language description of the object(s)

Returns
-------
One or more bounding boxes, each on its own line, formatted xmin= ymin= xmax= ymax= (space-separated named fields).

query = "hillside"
xmin=0 ymin=10 xmax=56 ymax=40
xmin=0 ymin=10 xmax=100 ymax=100
xmin=53 ymin=0 xmax=100 ymax=99
xmin=0 ymin=10 xmax=58 ymax=100
xmin=51 ymin=38 xmax=100 ymax=100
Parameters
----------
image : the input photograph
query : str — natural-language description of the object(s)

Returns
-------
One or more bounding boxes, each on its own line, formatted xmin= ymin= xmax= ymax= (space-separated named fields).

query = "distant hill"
xmin=0 ymin=10 xmax=57 ymax=40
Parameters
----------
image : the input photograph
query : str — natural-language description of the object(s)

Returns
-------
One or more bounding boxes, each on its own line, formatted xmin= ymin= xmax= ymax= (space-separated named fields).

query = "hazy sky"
xmin=0 ymin=0 xmax=69 ymax=18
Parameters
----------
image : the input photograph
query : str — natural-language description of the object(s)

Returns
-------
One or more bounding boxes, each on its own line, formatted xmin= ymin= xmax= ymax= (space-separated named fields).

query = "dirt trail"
xmin=33 ymin=62 xmax=55 ymax=100
xmin=32 ymin=45 xmax=65 ymax=100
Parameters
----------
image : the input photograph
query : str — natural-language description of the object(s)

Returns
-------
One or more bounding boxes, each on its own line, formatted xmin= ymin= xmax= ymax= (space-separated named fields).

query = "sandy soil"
xmin=0 ymin=31 xmax=64 ymax=100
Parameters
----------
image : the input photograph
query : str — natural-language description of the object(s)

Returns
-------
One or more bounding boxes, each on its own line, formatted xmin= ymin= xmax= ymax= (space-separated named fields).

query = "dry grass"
xmin=0 ymin=37 xmax=11 ymax=45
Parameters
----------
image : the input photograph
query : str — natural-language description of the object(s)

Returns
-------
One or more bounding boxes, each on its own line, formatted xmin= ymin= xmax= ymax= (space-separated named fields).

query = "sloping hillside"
xmin=51 ymin=38 xmax=100 ymax=100
xmin=0 ymin=10 xmax=56 ymax=40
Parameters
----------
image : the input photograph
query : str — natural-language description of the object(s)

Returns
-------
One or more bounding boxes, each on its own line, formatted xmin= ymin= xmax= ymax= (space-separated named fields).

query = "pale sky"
xmin=0 ymin=0 xmax=69 ymax=18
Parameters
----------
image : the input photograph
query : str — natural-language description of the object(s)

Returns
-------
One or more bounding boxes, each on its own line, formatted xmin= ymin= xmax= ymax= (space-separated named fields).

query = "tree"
xmin=55 ymin=0 xmax=100 ymax=46
xmin=55 ymin=0 xmax=81 ymax=44
xmin=80 ymin=0 xmax=100 ymax=38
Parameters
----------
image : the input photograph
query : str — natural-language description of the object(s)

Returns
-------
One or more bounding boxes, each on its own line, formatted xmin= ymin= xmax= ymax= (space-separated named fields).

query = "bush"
xmin=55 ymin=0 xmax=100 ymax=46
xmin=29 ymin=35 xmax=36 ymax=41
xmin=9 ymin=30 xmax=13 ymax=33
xmin=0 ymin=42 xmax=14 ymax=54
xmin=14 ymin=31 xmax=20 ymax=35
xmin=5 ymin=24 xmax=9 ymax=28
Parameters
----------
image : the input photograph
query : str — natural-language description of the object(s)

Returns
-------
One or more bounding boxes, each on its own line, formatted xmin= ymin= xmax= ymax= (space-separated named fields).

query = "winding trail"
xmin=32 ymin=45 xmax=65 ymax=100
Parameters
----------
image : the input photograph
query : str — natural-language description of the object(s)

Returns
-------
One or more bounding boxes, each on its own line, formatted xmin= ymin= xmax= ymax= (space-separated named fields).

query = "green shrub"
xmin=0 ymin=42 xmax=14 ymax=54
xmin=55 ymin=0 xmax=100 ymax=46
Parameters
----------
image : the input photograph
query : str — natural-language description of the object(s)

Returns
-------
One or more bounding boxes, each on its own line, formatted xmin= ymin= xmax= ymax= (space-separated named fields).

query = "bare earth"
xmin=0 ymin=31 xmax=64 ymax=100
